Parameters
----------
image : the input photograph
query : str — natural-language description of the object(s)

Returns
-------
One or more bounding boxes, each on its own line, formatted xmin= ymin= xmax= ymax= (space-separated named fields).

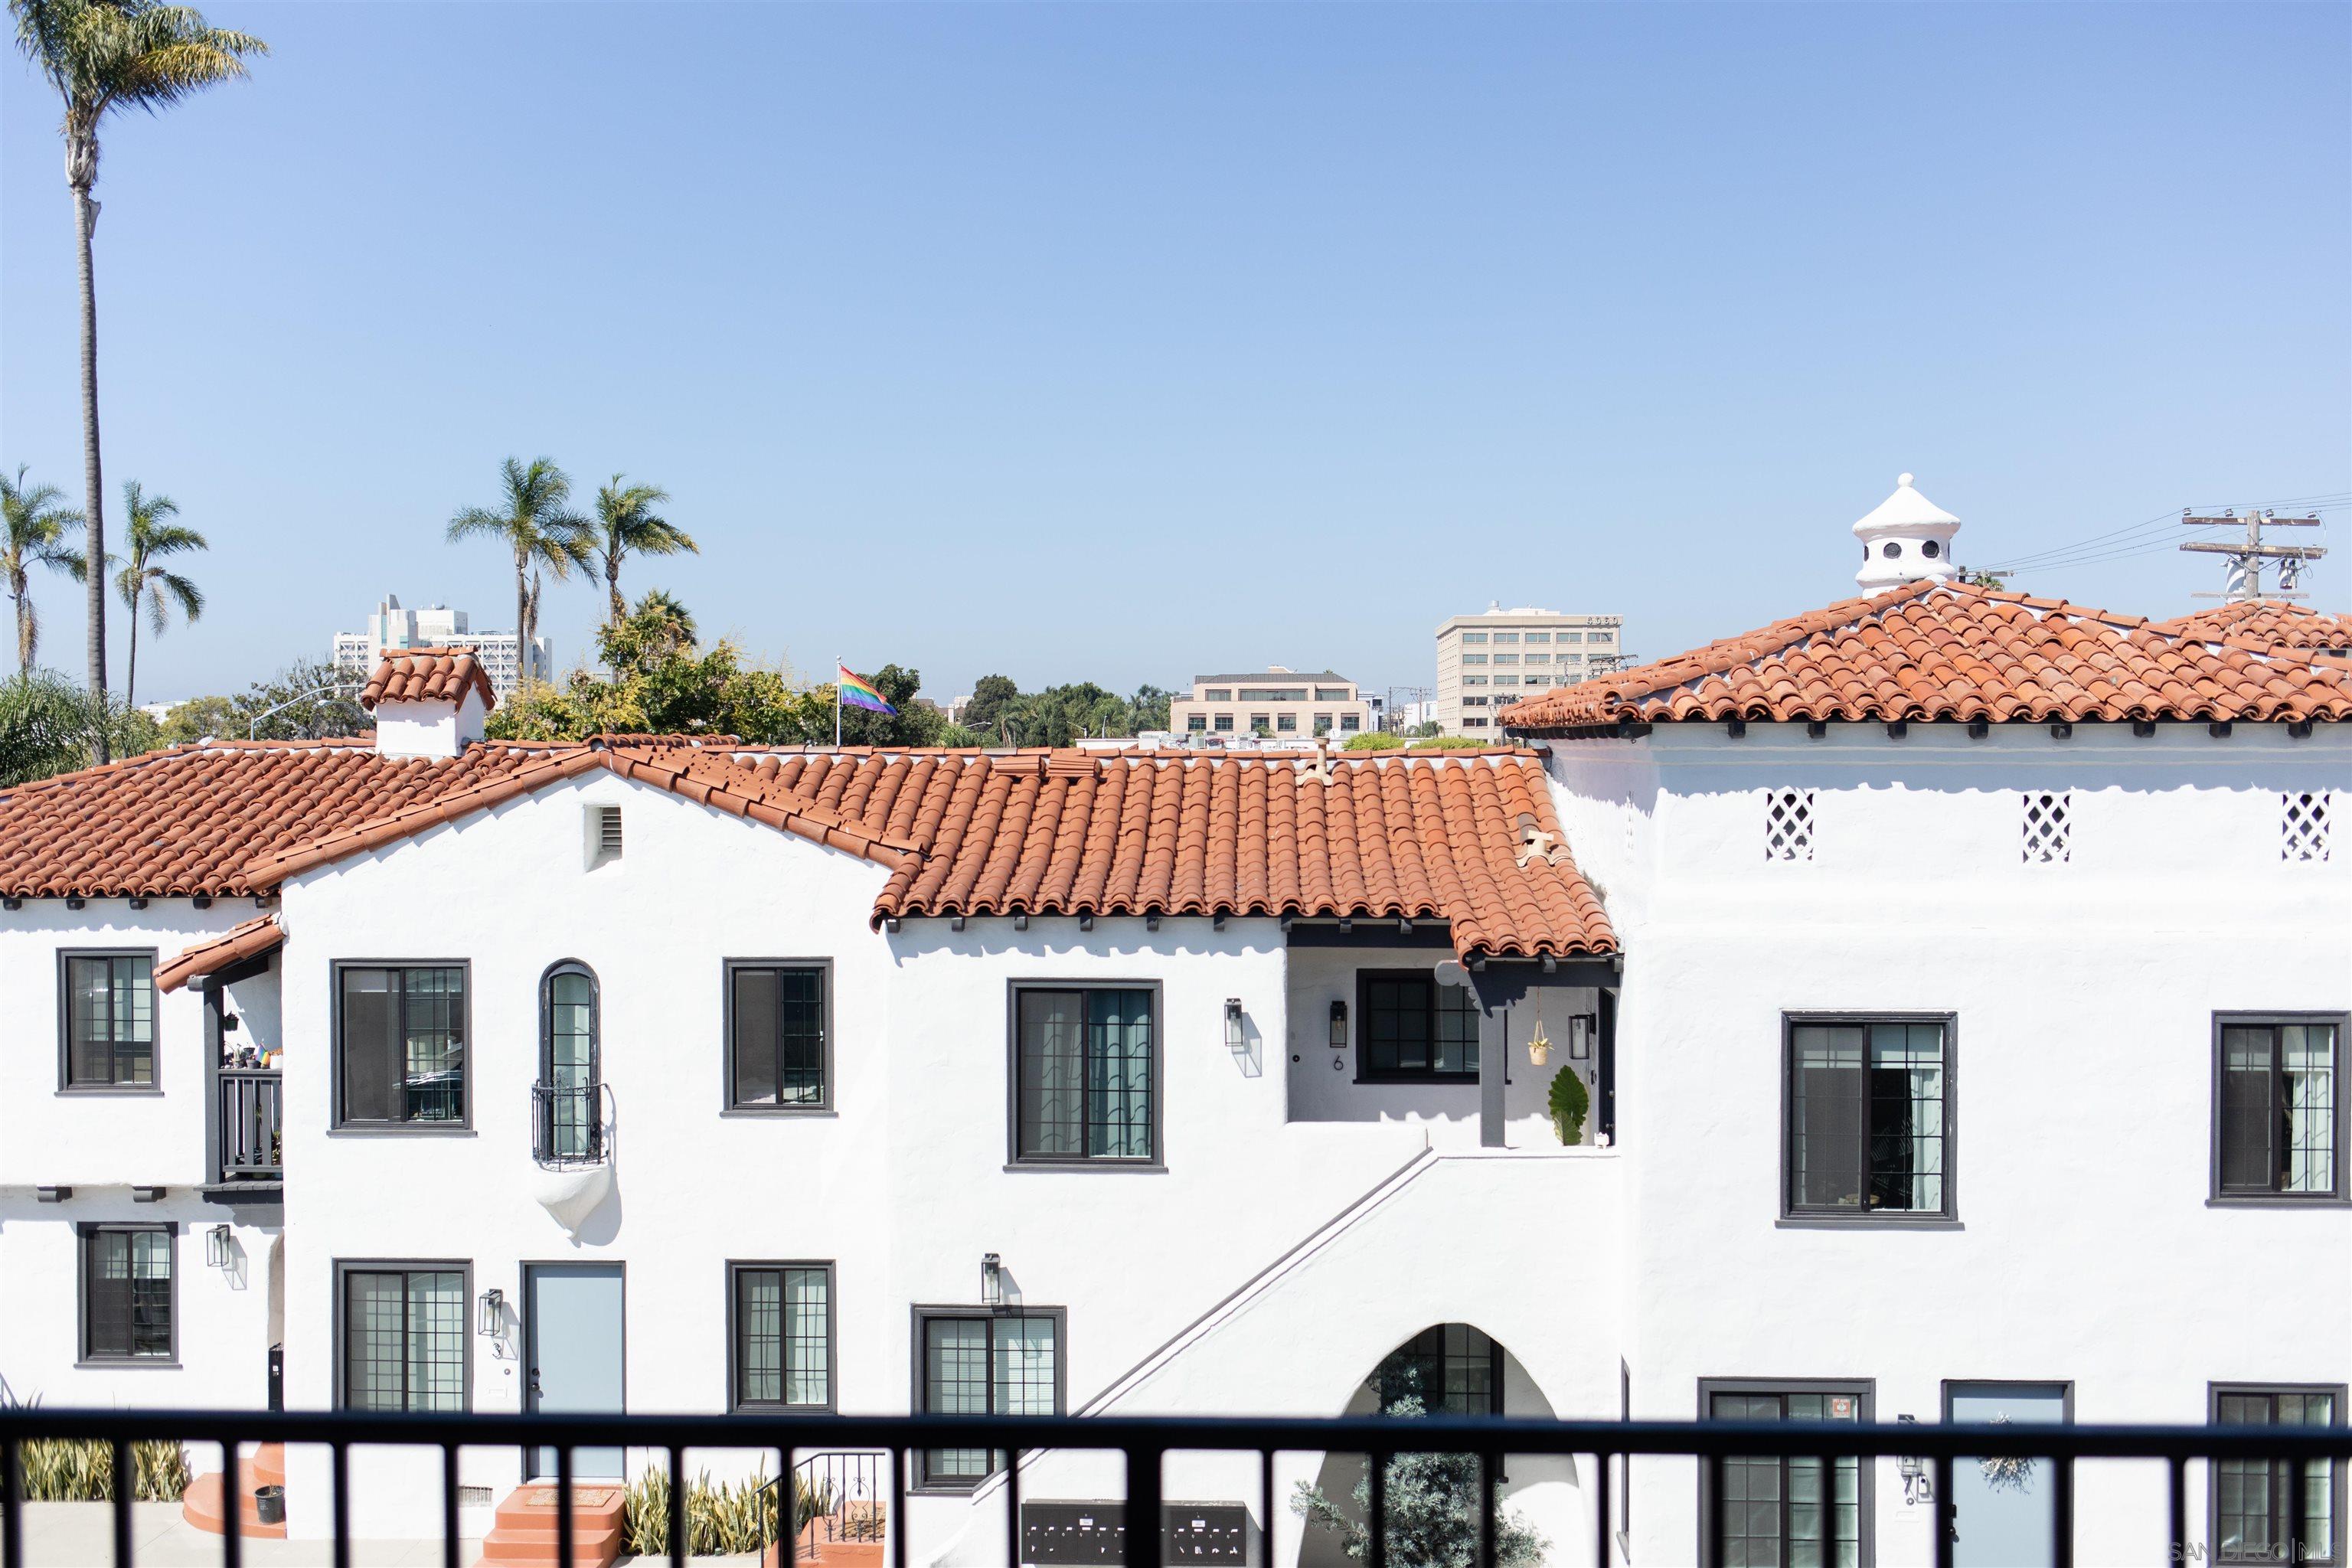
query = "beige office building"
xmin=1436 ymin=606 xmax=1625 ymax=734
xmin=1170 ymin=666 xmax=1374 ymax=742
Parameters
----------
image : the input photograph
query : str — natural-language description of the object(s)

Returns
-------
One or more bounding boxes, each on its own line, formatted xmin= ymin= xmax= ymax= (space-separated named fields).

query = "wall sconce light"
xmin=1224 ymin=998 xmax=1245 ymax=1053
xmin=477 ymin=1288 xmax=504 ymax=1338
xmin=1568 ymin=1014 xmax=1595 ymax=1060
xmin=1328 ymin=1000 xmax=1348 ymax=1050
xmin=205 ymin=1224 xmax=232 ymax=1269
xmin=981 ymin=1253 xmax=1003 ymax=1308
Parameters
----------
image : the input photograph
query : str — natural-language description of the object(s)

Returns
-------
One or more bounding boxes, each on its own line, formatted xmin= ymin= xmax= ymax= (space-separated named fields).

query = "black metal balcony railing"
xmin=531 ymin=1081 xmax=606 ymax=1166
xmin=2 ymin=1408 xmax=2347 ymax=1568
xmin=215 ymin=1070 xmax=283 ymax=1180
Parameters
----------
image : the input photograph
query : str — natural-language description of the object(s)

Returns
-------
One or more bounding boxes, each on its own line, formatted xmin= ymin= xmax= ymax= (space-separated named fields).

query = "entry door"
xmin=1947 ymin=1382 xmax=2069 ymax=1567
xmin=525 ymin=1264 xmax=625 ymax=1478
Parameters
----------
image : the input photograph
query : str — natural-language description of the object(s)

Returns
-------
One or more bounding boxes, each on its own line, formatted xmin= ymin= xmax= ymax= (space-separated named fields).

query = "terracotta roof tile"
xmin=1502 ymin=580 xmax=2352 ymax=730
xmin=359 ymin=648 xmax=498 ymax=711
xmin=2145 ymin=599 xmax=2352 ymax=654
xmin=157 ymin=914 xmax=284 ymax=994
xmin=1 ymin=741 xmax=1615 ymax=961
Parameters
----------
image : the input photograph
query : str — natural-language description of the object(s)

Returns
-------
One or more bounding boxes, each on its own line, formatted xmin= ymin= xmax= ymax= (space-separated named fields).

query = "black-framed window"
xmin=1356 ymin=970 xmax=1478 ymax=1081
xmin=335 ymin=965 xmax=466 ymax=1127
xmin=1786 ymin=1017 xmax=1951 ymax=1218
xmin=2211 ymin=1386 xmax=2344 ymax=1565
xmin=1372 ymin=1324 xmax=1503 ymax=1416
xmin=730 ymin=1263 xmax=833 ymax=1413
xmin=79 ymin=1224 xmax=173 ymax=1361
xmin=727 ymin=962 xmax=828 ymax=1110
xmin=1701 ymin=1381 xmax=1870 ymax=1568
xmin=62 ymin=952 xmax=155 ymax=1087
xmin=2217 ymin=1019 xmax=2343 ymax=1200
xmin=339 ymin=1265 xmax=468 ymax=1412
xmin=538 ymin=962 xmax=599 ymax=1161
xmin=1012 ymin=987 xmax=1154 ymax=1162
xmin=915 ymin=1308 xmax=1063 ymax=1491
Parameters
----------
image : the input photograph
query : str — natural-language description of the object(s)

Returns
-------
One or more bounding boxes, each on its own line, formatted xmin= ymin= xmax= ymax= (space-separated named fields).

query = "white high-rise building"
xmin=332 ymin=593 xmax=549 ymax=701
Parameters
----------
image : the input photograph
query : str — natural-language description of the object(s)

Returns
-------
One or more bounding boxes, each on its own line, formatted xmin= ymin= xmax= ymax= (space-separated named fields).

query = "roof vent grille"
xmin=2283 ymin=792 xmax=2330 ymax=862
xmin=2023 ymin=791 xmax=2070 ymax=864
xmin=587 ymin=805 xmax=622 ymax=869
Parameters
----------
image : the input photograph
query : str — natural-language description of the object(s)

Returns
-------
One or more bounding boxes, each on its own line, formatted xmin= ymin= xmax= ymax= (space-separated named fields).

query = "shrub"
xmin=1292 ymin=1390 xmax=1546 ymax=1568
xmin=1343 ymin=731 xmax=1405 ymax=751
xmin=619 ymin=1465 xmax=832 ymax=1557
xmin=1408 ymin=735 xmax=1488 ymax=750
xmin=16 ymin=1436 xmax=189 ymax=1501
xmin=1549 ymin=1063 xmax=1589 ymax=1145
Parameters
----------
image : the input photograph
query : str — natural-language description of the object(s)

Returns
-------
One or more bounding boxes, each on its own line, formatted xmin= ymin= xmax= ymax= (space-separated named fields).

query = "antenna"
xmin=2180 ymin=508 xmax=2324 ymax=601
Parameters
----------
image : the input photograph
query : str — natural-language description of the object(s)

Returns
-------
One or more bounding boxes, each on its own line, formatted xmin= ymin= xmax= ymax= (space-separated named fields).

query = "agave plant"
xmin=618 ymin=1463 xmax=832 ymax=1556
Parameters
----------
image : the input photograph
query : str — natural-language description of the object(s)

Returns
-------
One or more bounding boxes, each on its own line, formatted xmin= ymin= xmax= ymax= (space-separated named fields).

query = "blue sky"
xmin=5 ymin=2 xmax=2346 ymax=707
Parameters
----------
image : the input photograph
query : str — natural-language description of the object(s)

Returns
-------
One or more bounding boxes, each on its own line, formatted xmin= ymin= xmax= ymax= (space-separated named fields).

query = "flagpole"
xmin=835 ymin=655 xmax=842 ymax=747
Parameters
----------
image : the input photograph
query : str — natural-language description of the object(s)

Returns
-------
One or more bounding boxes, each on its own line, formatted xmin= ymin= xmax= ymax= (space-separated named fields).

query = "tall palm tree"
xmin=446 ymin=457 xmax=590 ymax=688
xmin=592 ymin=475 xmax=695 ymax=627
xmin=111 ymin=480 xmax=204 ymax=707
xmin=2 ymin=465 xmax=84 ymax=672
xmin=11 ymin=0 xmax=265 ymax=758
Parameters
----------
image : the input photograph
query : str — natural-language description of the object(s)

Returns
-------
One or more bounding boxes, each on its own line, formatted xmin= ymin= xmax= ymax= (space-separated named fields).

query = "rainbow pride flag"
xmin=836 ymin=664 xmax=897 ymax=715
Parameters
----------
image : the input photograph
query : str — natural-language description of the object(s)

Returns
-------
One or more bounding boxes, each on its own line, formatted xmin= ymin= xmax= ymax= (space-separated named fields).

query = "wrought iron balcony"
xmin=215 ymin=1069 xmax=283 ymax=1182
xmin=531 ymin=1080 xmax=606 ymax=1168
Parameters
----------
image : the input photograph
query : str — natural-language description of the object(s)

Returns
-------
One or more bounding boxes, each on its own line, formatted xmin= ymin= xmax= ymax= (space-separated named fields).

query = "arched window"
xmin=1371 ymin=1324 xmax=1503 ymax=1416
xmin=538 ymin=963 xmax=599 ymax=1162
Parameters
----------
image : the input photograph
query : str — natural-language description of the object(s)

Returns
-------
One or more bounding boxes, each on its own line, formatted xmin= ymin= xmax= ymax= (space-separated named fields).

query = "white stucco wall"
xmin=1544 ymin=720 xmax=2352 ymax=1567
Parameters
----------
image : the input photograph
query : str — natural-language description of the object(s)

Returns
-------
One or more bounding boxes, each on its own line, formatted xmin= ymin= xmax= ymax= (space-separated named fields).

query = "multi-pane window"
xmin=2212 ymin=1387 xmax=2341 ymax=1565
xmin=1461 ymin=632 xmax=1488 ymax=645
xmin=729 ymin=962 xmax=828 ymax=1109
xmin=1373 ymin=1324 xmax=1502 ymax=1416
xmin=1276 ymin=714 xmax=1298 ymax=733
xmin=1462 ymin=654 xmax=1488 ymax=666
xmin=1788 ymin=1018 xmax=1950 ymax=1217
xmin=730 ymin=1263 xmax=831 ymax=1412
xmin=1186 ymin=715 xmax=1207 ymax=732
xmin=1339 ymin=715 xmax=1361 ymax=732
xmin=337 ymin=966 xmax=466 ymax=1126
xmin=538 ymin=964 xmax=599 ymax=1161
xmin=1707 ymin=1387 xmax=1866 ymax=1568
xmin=2218 ymin=1021 xmax=2341 ymax=1199
xmin=341 ymin=1267 xmax=466 ymax=1411
xmin=1524 ymin=632 xmax=1551 ymax=645
xmin=80 ymin=1226 xmax=172 ymax=1361
xmin=1214 ymin=714 xmax=1233 ymax=733
xmin=63 ymin=953 xmax=155 ymax=1087
xmin=1357 ymin=972 xmax=1479 ymax=1080
xmin=918 ymin=1310 xmax=1061 ymax=1489
xmin=1013 ymin=988 xmax=1154 ymax=1162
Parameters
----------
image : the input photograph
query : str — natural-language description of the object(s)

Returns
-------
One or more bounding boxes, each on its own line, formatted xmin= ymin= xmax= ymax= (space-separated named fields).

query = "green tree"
xmin=155 ymin=691 xmax=230 ymax=743
xmin=1127 ymin=683 xmax=1174 ymax=733
xmin=489 ymin=593 xmax=815 ymax=744
xmin=1291 ymin=1381 xmax=1547 ymax=1568
xmin=11 ymin=0 xmax=264 ymax=752
xmin=591 ymin=475 xmax=696 ymax=628
xmin=960 ymin=673 xmax=1020 ymax=739
xmin=2 ymin=465 xmax=83 ymax=672
xmin=446 ymin=457 xmax=590 ymax=688
xmin=832 ymin=663 xmax=948 ymax=746
xmin=0 ymin=666 xmax=159 ymax=785
xmin=109 ymin=480 xmax=204 ymax=707
xmin=227 ymin=657 xmax=369 ymax=740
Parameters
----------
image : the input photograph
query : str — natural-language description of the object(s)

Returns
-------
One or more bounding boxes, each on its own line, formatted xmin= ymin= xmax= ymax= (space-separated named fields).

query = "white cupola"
xmin=1852 ymin=472 xmax=1962 ymax=592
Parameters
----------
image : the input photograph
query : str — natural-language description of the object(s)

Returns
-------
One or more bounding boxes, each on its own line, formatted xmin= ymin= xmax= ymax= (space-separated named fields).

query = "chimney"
xmin=360 ymin=648 xmax=496 ymax=760
xmin=1852 ymin=472 xmax=1962 ymax=592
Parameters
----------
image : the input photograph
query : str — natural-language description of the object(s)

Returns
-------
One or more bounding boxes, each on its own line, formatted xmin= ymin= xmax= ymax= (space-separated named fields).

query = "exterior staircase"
xmin=181 ymin=1442 xmax=287 ymax=1538
xmin=473 ymin=1484 xmax=628 ymax=1568
xmin=764 ymin=1499 xmax=889 ymax=1567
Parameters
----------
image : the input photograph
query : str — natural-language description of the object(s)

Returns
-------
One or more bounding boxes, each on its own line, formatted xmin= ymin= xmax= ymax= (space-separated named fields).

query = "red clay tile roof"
xmin=1501 ymin=579 xmax=2352 ymax=730
xmin=0 ymin=740 xmax=1615 ymax=961
xmin=2145 ymin=599 xmax=2352 ymax=654
xmin=360 ymin=648 xmax=498 ymax=711
xmin=157 ymin=914 xmax=283 ymax=994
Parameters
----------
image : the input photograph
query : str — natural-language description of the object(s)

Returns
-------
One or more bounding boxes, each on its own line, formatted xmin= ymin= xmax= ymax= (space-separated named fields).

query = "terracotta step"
xmin=765 ymin=1540 xmax=886 ymax=1568
xmin=473 ymin=1485 xmax=629 ymax=1568
xmin=180 ymin=1469 xmax=289 ymax=1539
xmin=251 ymin=1443 xmax=286 ymax=1488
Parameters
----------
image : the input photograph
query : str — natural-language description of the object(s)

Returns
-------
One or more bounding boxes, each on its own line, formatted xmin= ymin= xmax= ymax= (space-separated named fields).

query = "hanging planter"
xmin=1526 ymin=989 xmax=1552 ymax=1066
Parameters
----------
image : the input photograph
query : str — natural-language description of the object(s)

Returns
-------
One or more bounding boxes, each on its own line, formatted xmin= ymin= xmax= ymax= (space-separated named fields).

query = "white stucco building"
xmin=5 ymin=479 xmax=2349 ymax=1568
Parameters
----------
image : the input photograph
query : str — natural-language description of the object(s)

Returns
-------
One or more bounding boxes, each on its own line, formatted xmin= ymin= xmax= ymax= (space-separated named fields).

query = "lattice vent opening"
xmin=1766 ymin=789 xmax=1815 ymax=861
xmin=2023 ymin=791 xmax=2070 ymax=864
xmin=2283 ymin=792 xmax=2331 ymax=862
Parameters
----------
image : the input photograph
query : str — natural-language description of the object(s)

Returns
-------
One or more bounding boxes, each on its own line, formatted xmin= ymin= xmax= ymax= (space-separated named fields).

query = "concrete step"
xmin=473 ymin=1484 xmax=629 ymax=1568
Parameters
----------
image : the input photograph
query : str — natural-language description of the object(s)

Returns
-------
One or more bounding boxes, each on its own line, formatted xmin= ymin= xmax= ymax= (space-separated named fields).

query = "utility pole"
xmin=2180 ymin=508 xmax=2325 ymax=601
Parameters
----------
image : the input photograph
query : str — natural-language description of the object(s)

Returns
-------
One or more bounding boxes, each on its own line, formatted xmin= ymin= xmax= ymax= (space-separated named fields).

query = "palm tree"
xmin=11 ymin=0 xmax=265 ymax=757
xmin=2 ymin=465 xmax=84 ymax=672
xmin=592 ymin=475 xmax=695 ymax=627
xmin=110 ymin=480 xmax=204 ymax=707
xmin=446 ymin=457 xmax=590 ymax=688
